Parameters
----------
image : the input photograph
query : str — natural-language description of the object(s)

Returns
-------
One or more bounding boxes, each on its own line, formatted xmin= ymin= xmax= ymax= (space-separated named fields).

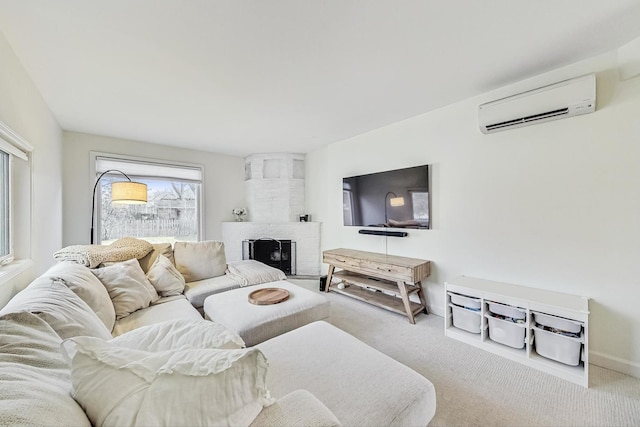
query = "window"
xmin=343 ymin=183 xmax=354 ymax=226
xmin=0 ymin=151 xmax=9 ymax=259
xmin=0 ymin=121 xmax=32 ymax=264
xmin=94 ymin=155 xmax=203 ymax=244
xmin=410 ymin=190 xmax=429 ymax=227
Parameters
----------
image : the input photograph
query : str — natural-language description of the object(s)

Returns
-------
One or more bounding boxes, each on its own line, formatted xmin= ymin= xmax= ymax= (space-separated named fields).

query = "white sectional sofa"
xmin=0 ymin=240 xmax=436 ymax=426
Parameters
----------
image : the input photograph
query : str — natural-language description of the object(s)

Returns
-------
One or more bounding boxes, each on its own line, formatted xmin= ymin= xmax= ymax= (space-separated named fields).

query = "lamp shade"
xmin=111 ymin=181 xmax=147 ymax=204
xmin=389 ymin=196 xmax=405 ymax=207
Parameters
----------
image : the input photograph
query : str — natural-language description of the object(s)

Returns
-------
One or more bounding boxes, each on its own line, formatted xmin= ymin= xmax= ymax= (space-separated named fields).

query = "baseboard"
xmin=589 ymin=351 xmax=640 ymax=379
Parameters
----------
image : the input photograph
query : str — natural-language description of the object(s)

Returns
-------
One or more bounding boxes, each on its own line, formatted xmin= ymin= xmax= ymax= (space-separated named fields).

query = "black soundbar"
xmin=358 ymin=229 xmax=408 ymax=237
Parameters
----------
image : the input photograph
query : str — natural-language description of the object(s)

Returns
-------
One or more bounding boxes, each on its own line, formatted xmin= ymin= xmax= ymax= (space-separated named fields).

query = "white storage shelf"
xmin=444 ymin=276 xmax=589 ymax=387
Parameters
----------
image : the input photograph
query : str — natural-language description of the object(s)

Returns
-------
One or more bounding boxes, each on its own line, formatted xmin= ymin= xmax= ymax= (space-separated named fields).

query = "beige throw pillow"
xmin=63 ymin=331 xmax=273 ymax=426
xmin=45 ymin=261 xmax=116 ymax=331
xmin=146 ymin=254 xmax=186 ymax=297
xmin=174 ymin=240 xmax=227 ymax=282
xmin=92 ymin=259 xmax=159 ymax=320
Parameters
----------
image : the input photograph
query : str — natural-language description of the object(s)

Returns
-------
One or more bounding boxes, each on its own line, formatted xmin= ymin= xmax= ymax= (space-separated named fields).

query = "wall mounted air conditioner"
xmin=478 ymin=74 xmax=596 ymax=134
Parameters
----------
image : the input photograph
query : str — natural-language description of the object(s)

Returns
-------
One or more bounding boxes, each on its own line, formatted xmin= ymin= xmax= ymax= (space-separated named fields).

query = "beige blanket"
xmin=53 ymin=237 xmax=153 ymax=268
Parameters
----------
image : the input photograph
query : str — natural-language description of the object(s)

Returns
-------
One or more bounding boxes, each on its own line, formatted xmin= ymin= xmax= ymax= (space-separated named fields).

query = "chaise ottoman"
xmin=203 ymin=280 xmax=330 ymax=346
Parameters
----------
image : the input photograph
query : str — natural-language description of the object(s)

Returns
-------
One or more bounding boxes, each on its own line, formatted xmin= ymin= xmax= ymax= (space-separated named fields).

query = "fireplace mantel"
xmin=222 ymin=222 xmax=320 ymax=276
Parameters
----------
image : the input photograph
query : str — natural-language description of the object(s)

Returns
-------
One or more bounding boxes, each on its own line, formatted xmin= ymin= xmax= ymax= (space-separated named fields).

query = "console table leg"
xmin=417 ymin=282 xmax=429 ymax=314
xmin=397 ymin=281 xmax=416 ymax=324
xmin=325 ymin=265 xmax=335 ymax=293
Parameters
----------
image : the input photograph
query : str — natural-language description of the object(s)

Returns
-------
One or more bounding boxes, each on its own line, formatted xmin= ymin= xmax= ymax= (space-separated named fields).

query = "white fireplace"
xmin=222 ymin=152 xmax=320 ymax=277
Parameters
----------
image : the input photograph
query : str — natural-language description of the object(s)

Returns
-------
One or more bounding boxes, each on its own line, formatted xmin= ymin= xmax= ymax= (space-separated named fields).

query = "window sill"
xmin=0 ymin=259 xmax=34 ymax=287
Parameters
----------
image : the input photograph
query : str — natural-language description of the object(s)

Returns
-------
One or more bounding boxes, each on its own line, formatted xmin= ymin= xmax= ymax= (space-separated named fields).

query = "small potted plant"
xmin=232 ymin=207 xmax=247 ymax=222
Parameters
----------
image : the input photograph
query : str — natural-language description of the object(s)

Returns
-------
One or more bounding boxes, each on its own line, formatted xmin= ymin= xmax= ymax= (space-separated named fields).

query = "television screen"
xmin=343 ymin=165 xmax=430 ymax=229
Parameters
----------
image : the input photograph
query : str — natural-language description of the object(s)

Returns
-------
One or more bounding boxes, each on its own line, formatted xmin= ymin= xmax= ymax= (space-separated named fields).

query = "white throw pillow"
xmin=62 ymin=335 xmax=273 ymax=427
xmin=45 ymin=261 xmax=116 ymax=331
xmin=113 ymin=318 xmax=245 ymax=350
xmin=146 ymin=254 xmax=186 ymax=297
xmin=0 ymin=278 xmax=112 ymax=340
xmin=174 ymin=240 xmax=227 ymax=282
xmin=92 ymin=259 xmax=159 ymax=320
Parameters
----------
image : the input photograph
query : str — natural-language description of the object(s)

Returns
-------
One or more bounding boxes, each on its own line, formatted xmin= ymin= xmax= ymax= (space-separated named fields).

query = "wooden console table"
xmin=323 ymin=248 xmax=430 ymax=324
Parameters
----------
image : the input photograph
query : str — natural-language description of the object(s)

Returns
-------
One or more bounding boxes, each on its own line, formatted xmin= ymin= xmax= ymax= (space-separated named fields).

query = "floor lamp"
xmin=384 ymin=191 xmax=405 ymax=224
xmin=91 ymin=169 xmax=147 ymax=244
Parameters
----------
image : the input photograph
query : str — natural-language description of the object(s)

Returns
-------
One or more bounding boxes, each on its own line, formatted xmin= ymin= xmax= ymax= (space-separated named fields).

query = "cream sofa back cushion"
xmin=174 ymin=240 xmax=227 ymax=282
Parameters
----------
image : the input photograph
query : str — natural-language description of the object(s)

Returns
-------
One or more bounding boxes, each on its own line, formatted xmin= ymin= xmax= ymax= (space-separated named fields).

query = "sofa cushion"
xmin=0 ymin=312 xmax=91 ymax=427
xmin=113 ymin=318 xmax=245 ymax=350
xmin=137 ymin=242 xmax=175 ymax=273
xmin=63 ymin=332 xmax=273 ymax=426
xmin=0 ymin=278 xmax=112 ymax=340
xmin=146 ymin=254 xmax=185 ymax=296
xmin=45 ymin=261 xmax=116 ymax=331
xmin=174 ymin=240 xmax=227 ymax=282
xmin=183 ymin=274 xmax=244 ymax=308
xmin=92 ymin=258 xmax=159 ymax=320
xmin=111 ymin=296 xmax=204 ymax=337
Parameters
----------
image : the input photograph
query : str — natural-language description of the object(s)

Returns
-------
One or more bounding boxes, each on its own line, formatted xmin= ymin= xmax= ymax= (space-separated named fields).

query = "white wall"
xmin=306 ymin=52 xmax=640 ymax=377
xmin=0 ymin=30 xmax=63 ymax=306
xmin=62 ymin=132 xmax=245 ymax=246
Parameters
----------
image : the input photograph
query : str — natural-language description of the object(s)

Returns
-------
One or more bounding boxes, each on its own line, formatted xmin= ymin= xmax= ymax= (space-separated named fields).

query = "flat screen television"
xmin=343 ymin=164 xmax=430 ymax=229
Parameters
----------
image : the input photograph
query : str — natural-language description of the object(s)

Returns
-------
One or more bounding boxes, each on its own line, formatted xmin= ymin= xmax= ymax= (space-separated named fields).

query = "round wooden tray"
xmin=248 ymin=288 xmax=290 ymax=305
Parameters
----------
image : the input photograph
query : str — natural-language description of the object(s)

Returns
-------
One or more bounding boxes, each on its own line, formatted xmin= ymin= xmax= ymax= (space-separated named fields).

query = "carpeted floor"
xmin=313 ymin=288 xmax=640 ymax=426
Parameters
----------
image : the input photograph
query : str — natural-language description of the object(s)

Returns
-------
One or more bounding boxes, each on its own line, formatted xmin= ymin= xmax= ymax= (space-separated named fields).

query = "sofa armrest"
xmin=250 ymin=389 xmax=342 ymax=427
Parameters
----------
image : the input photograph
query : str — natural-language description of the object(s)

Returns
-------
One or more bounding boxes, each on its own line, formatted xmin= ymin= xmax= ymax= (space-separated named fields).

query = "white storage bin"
xmin=533 ymin=325 xmax=582 ymax=366
xmin=485 ymin=313 xmax=525 ymax=349
xmin=448 ymin=292 xmax=481 ymax=310
xmin=450 ymin=304 xmax=481 ymax=334
xmin=533 ymin=312 xmax=582 ymax=334
xmin=487 ymin=301 xmax=526 ymax=320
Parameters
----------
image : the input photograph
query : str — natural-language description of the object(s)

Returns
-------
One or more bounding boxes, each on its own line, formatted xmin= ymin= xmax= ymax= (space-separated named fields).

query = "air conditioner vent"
xmin=479 ymin=75 xmax=595 ymax=134
xmin=485 ymin=108 xmax=570 ymax=131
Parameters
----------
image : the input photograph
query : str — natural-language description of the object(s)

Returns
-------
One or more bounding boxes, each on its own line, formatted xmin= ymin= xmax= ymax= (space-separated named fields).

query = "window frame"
xmin=0 ymin=121 xmax=32 ymax=265
xmin=90 ymin=152 xmax=205 ymax=245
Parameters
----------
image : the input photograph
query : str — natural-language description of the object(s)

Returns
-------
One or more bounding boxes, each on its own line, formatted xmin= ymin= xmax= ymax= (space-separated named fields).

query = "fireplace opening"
xmin=242 ymin=238 xmax=296 ymax=275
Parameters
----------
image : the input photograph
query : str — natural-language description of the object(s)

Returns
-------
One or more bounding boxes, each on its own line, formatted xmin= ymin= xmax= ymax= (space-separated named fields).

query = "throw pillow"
xmin=45 ymin=261 xmax=116 ymax=331
xmin=0 ymin=312 xmax=92 ymax=427
xmin=174 ymin=240 xmax=227 ymax=282
xmin=62 ymin=336 xmax=273 ymax=427
xmin=92 ymin=258 xmax=159 ymax=320
xmin=146 ymin=254 xmax=186 ymax=297
xmin=0 ymin=278 xmax=112 ymax=340
xmin=137 ymin=242 xmax=175 ymax=273
xmin=113 ymin=318 xmax=245 ymax=350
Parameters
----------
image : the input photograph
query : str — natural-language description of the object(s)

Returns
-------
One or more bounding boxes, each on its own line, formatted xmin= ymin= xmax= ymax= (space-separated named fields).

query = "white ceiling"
xmin=1 ymin=1 xmax=640 ymax=157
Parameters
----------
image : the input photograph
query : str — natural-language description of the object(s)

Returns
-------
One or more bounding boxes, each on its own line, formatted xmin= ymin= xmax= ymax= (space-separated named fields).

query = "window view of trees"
xmin=99 ymin=176 xmax=200 ymax=244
